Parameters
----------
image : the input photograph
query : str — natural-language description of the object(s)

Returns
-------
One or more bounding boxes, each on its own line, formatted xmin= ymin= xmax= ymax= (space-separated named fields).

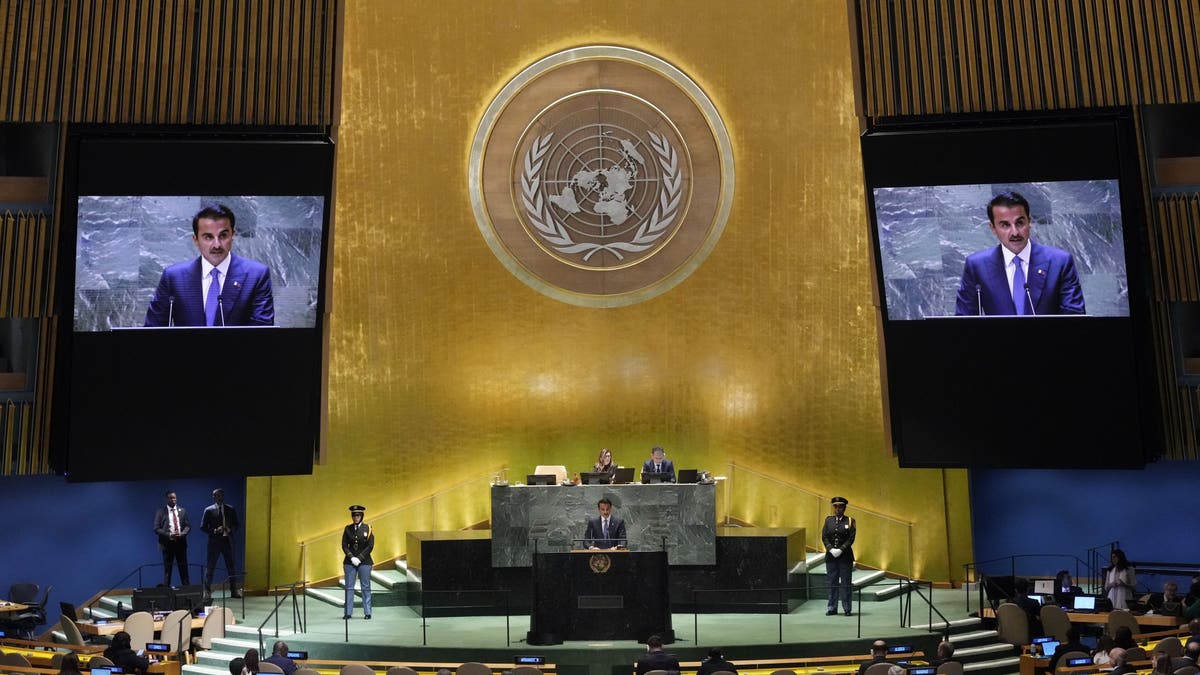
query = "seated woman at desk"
xmin=1055 ymin=570 xmax=1083 ymax=605
xmin=103 ymin=631 xmax=149 ymax=675
xmin=592 ymin=448 xmax=616 ymax=483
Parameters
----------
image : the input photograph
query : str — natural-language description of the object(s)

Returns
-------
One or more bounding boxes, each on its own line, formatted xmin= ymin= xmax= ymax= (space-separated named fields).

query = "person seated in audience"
xmin=57 ymin=654 xmax=83 ymax=675
xmin=928 ymin=641 xmax=960 ymax=668
xmin=242 ymin=649 xmax=260 ymax=675
xmin=1107 ymin=648 xmax=1135 ymax=675
xmin=1049 ymin=626 xmax=1089 ymax=672
xmin=1113 ymin=626 xmax=1136 ymax=650
xmin=228 ymin=658 xmax=245 ymax=675
xmin=262 ymin=641 xmax=297 ymax=675
xmin=636 ymin=635 xmax=681 ymax=675
xmin=1152 ymin=652 xmax=1173 ymax=675
xmin=857 ymin=640 xmax=888 ymax=675
xmin=103 ymin=631 xmax=150 ymax=675
xmin=1092 ymin=635 xmax=1115 ymax=665
xmin=1054 ymin=570 xmax=1083 ymax=605
xmin=1142 ymin=581 xmax=1184 ymax=614
xmin=1012 ymin=578 xmax=1044 ymax=636
xmin=1170 ymin=640 xmax=1200 ymax=671
xmin=696 ymin=647 xmax=738 ymax=675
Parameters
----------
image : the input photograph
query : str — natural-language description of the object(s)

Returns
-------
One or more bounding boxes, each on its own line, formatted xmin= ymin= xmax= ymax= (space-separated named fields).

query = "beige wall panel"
xmin=246 ymin=0 xmax=972 ymax=589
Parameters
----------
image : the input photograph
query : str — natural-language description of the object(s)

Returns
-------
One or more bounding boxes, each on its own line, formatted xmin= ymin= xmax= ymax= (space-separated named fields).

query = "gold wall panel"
xmin=245 ymin=0 xmax=972 ymax=588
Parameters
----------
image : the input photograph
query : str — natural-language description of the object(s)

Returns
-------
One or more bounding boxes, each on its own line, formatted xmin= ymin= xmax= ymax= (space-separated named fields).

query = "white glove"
xmin=829 ymin=548 xmax=843 ymax=558
xmin=350 ymin=556 xmax=361 ymax=566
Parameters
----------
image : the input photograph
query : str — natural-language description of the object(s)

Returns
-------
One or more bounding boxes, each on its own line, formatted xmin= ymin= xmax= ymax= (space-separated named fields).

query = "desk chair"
xmin=58 ymin=615 xmax=85 ymax=647
xmin=769 ymin=670 xmax=798 ymax=675
xmin=510 ymin=668 xmax=541 ymax=675
xmin=1157 ymin=637 xmax=1183 ymax=658
xmin=158 ymin=609 xmax=191 ymax=656
xmin=643 ymin=671 xmax=671 ymax=675
xmin=294 ymin=669 xmax=321 ymax=675
xmin=0 ymin=652 xmax=32 ymax=675
xmin=1105 ymin=609 xmax=1140 ymax=641
xmin=1173 ymin=666 xmax=1198 ymax=675
xmin=385 ymin=668 xmax=419 ymax=675
xmin=1058 ymin=650 xmax=1090 ymax=664
xmin=457 ymin=663 xmax=491 ymax=675
xmin=86 ymin=656 xmax=113 ymax=668
xmin=996 ymin=602 xmax=1031 ymax=646
xmin=339 ymin=665 xmax=375 ymax=675
xmin=709 ymin=671 xmax=736 ymax=675
xmin=258 ymin=663 xmax=284 ymax=673
xmin=1041 ymin=605 xmax=1072 ymax=643
xmin=864 ymin=662 xmax=895 ymax=675
xmin=936 ymin=662 xmax=964 ymax=675
xmin=122 ymin=611 xmax=154 ymax=652
xmin=533 ymin=465 xmax=568 ymax=484
xmin=193 ymin=607 xmax=235 ymax=651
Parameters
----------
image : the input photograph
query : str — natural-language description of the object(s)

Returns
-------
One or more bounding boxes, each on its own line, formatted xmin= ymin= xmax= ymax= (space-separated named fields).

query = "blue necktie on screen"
xmin=206 ymin=268 xmax=221 ymax=326
xmin=1012 ymin=257 xmax=1026 ymax=315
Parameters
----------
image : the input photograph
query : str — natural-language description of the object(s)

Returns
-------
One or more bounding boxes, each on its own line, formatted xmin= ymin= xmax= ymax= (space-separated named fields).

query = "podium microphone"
xmin=975 ymin=284 xmax=984 ymax=316
xmin=168 ymin=296 xmax=175 ymax=327
xmin=1024 ymin=284 xmax=1037 ymax=316
xmin=217 ymin=295 xmax=226 ymax=326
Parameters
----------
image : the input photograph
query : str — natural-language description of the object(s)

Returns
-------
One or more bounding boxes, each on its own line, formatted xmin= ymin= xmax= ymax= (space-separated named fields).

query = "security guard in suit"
xmin=341 ymin=505 xmax=375 ymax=619
xmin=822 ymin=495 xmax=856 ymax=616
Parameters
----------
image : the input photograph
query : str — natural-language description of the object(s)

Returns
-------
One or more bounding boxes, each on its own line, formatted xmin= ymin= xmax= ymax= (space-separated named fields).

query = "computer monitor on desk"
xmin=612 ymin=467 xmax=635 ymax=484
xmin=526 ymin=474 xmax=557 ymax=486
xmin=641 ymin=472 xmax=670 ymax=484
xmin=580 ymin=472 xmax=610 ymax=485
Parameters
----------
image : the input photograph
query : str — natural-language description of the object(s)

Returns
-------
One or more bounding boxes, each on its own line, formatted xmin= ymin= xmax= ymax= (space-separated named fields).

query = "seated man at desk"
xmin=583 ymin=497 xmax=626 ymax=550
xmin=641 ymin=445 xmax=676 ymax=483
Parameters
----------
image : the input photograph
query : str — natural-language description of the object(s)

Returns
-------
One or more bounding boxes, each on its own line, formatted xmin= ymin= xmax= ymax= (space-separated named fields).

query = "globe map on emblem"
xmin=470 ymin=46 xmax=733 ymax=307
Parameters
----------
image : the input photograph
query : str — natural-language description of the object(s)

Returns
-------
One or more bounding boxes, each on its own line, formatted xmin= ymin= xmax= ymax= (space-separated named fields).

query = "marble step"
xmin=183 ymin=665 xmax=230 ymax=675
xmin=956 ymin=643 xmax=1018 ymax=661
xmin=907 ymin=616 xmax=982 ymax=633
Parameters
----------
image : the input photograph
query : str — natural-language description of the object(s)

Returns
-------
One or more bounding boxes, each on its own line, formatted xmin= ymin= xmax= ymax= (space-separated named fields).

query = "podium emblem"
xmin=589 ymin=553 xmax=612 ymax=574
xmin=470 ymin=46 xmax=734 ymax=307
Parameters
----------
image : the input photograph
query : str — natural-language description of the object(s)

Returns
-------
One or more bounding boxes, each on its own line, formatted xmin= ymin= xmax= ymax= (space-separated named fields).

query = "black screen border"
xmin=52 ymin=126 xmax=335 ymax=481
xmin=862 ymin=110 xmax=1160 ymax=469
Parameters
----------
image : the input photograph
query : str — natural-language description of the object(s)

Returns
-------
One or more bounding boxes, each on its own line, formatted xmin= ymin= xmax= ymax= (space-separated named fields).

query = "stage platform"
xmin=181 ymin=587 xmax=1011 ymax=675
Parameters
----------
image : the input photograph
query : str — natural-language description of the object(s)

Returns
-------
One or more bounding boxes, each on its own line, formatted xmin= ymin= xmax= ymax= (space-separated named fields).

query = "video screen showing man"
xmin=145 ymin=204 xmax=275 ymax=327
xmin=954 ymin=191 xmax=1085 ymax=316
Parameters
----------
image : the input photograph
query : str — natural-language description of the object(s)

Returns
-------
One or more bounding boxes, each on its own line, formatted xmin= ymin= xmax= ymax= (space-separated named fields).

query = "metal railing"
xmin=963 ymin=552 xmax=1102 ymax=612
xmin=898 ymin=578 xmax=952 ymax=639
xmin=722 ymin=463 xmax=916 ymax=576
xmin=257 ymin=581 xmax=307 ymax=654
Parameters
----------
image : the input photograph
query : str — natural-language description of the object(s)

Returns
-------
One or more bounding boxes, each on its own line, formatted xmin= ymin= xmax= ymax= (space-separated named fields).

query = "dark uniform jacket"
xmin=342 ymin=522 xmax=375 ymax=566
xmin=822 ymin=514 xmax=856 ymax=560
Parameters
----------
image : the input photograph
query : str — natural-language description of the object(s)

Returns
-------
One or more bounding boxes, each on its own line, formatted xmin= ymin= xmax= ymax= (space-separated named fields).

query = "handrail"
xmin=257 ymin=581 xmax=307 ymax=654
xmin=898 ymin=578 xmax=951 ymax=639
xmin=962 ymin=553 xmax=1098 ymax=613
xmin=725 ymin=463 xmax=914 ymax=526
xmin=413 ymin=589 xmax=512 ymax=646
xmin=690 ymin=586 xmax=831 ymax=642
xmin=299 ymin=468 xmax=505 ymax=584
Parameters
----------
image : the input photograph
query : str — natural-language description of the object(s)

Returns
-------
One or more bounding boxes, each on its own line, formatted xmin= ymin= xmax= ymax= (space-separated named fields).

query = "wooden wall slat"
xmin=0 ymin=0 xmax=337 ymax=124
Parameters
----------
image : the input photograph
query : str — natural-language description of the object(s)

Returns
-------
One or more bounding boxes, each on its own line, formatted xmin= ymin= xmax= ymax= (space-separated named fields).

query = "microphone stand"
xmin=1024 ymin=284 xmax=1037 ymax=316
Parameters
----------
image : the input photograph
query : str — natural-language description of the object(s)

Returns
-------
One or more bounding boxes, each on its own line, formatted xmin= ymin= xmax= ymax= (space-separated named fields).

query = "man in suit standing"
xmin=822 ymin=496 xmax=856 ymax=616
xmin=641 ymin=445 xmax=676 ymax=483
xmin=954 ymin=191 xmax=1086 ymax=316
xmin=583 ymin=497 xmax=627 ymax=550
xmin=153 ymin=491 xmax=190 ymax=586
xmin=341 ymin=505 xmax=374 ymax=620
xmin=201 ymin=488 xmax=241 ymax=600
xmin=145 ymin=203 xmax=275 ymax=327
xmin=635 ymin=635 xmax=680 ymax=675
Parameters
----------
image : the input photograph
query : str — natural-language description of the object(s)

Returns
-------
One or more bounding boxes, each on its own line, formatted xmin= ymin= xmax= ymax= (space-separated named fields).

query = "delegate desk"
xmin=491 ymin=482 xmax=716 ymax=567
xmin=982 ymin=607 xmax=1182 ymax=629
xmin=527 ymin=549 xmax=672 ymax=645
xmin=75 ymin=615 xmax=213 ymax=636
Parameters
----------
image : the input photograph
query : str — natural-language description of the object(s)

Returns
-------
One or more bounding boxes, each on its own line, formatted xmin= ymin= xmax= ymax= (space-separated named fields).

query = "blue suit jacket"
xmin=583 ymin=514 xmax=627 ymax=549
xmin=145 ymin=254 xmax=275 ymax=326
xmin=954 ymin=242 xmax=1085 ymax=316
xmin=641 ymin=458 xmax=676 ymax=482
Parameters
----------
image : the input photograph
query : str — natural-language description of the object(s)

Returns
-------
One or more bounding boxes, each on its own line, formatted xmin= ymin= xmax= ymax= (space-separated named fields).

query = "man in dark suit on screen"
xmin=583 ymin=497 xmax=626 ymax=550
xmin=954 ymin=191 xmax=1085 ymax=316
xmin=145 ymin=203 xmax=274 ymax=327
xmin=153 ymin=490 xmax=190 ymax=586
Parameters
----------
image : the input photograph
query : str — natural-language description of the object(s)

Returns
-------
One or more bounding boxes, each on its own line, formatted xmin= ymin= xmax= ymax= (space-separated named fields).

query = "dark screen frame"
xmin=862 ymin=111 xmax=1159 ymax=468
xmin=52 ymin=126 xmax=335 ymax=481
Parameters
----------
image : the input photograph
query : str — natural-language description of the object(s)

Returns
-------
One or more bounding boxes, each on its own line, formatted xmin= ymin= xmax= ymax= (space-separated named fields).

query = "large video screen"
xmin=54 ymin=131 xmax=334 ymax=481
xmin=863 ymin=114 xmax=1159 ymax=468
xmin=74 ymin=195 xmax=324 ymax=331
xmin=875 ymin=180 xmax=1127 ymax=320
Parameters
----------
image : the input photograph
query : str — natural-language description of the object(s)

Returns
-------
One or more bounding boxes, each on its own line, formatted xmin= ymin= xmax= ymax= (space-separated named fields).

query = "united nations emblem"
xmin=470 ymin=46 xmax=734 ymax=307
xmin=589 ymin=553 xmax=612 ymax=574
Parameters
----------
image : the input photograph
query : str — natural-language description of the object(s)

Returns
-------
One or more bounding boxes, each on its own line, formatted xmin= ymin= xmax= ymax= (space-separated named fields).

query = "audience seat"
xmin=1040 ymin=604 xmax=1071 ymax=642
xmin=996 ymin=601 xmax=1030 ymax=646
xmin=1105 ymin=609 xmax=1140 ymax=641
xmin=258 ymin=663 xmax=284 ymax=673
xmin=57 ymin=615 xmax=85 ymax=647
xmin=864 ymin=662 xmax=894 ymax=675
xmin=457 ymin=664 xmax=491 ymax=675
xmin=122 ymin=611 xmax=154 ymax=652
xmin=159 ymin=609 xmax=192 ymax=655
xmin=385 ymin=668 xmax=419 ymax=675
xmin=1157 ymin=637 xmax=1183 ymax=658
xmin=936 ymin=662 xmax=963 ymax=675
xmin=339 ymin=665 xmax=375 ymax=675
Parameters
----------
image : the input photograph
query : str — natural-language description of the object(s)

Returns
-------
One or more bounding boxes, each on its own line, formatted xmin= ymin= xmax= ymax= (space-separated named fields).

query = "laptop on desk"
xmin=677 ymin=468 xmax=699 ymax=483
xmin=612 ymin=467 xmax=635 ymax=484
xmin=580 ymin=472 xmax=610 ymax=485
xmin=1072 ymin=595 xmax=1098 ymax=613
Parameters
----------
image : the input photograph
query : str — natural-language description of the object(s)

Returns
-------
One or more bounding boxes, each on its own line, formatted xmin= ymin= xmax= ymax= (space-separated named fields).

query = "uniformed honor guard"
xmin=341 ymin=505 xmax=375 ymax=620
xmin=822 ymin=496 xmax=856 ymax=616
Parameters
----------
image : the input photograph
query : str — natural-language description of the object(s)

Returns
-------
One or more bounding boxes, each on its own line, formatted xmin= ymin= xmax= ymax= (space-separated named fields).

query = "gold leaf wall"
xmin=244 ymin=0 xmax=973 ymax=587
